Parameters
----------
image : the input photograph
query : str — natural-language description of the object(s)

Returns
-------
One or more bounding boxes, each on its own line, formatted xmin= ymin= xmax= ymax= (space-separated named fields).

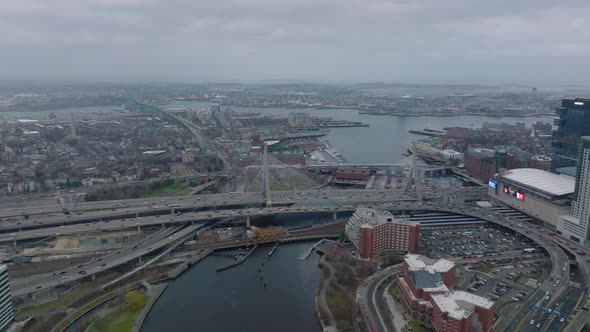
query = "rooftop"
xmin=354 ymin=208 xmax=417 ymax=227
xmin=501 ymin=168 xmax=575 ymax=197
xmin=407 ymin=270 xmax=447 ymax=290
xmin=405 ymin=254 xmax=454 ymax=273
xmin=431 ymin=291 xmax=494 ymax=320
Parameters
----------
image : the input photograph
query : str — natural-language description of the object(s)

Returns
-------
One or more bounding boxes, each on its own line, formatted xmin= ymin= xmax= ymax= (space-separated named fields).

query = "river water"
xmin=141 ymin=242 xmax=321 ymax=332
xmin=164 ymin=100 xmax=554 ymax=164
xmin=141 ymin=101 xmax=554 ymax=331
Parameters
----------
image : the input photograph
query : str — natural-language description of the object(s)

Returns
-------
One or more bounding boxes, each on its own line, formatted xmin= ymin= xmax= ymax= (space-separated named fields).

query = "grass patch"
xmin=403 ymin=321 xmax=423 ymax=332
xmin=88 ymin=292 xmax=148 ymax=332
xmin=388 ymin=285 xmax=399 ymax=297
xmin=473 ymin=266 xmax=496 ymax=273
xmin=455 ymin=274 xmax=465 ymax=286
xmin=326 ymin=285 xmax=352 ymax=323
xmin=15 ymin=283 xmax=99 ymax=320
xmin=144 ymin=182 xmax=190 ymax=197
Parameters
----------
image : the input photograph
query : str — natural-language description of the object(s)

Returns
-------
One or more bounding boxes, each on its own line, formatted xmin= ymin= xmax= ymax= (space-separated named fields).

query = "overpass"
xmin=11 ymin=220 xmax=342 ymax=297
xmin=10 ymin=223 xmax=206 ymax=297
xmin=8 ymin=197 xmax=590 ymax=329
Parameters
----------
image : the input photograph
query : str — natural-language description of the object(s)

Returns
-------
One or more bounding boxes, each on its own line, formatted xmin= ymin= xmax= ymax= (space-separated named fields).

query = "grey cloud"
xmin=1 ymin=0 xmax=589 ymax=84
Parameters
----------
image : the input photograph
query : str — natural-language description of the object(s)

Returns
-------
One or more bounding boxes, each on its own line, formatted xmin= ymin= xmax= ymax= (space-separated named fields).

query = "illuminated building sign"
xmin=503 ymin=184 xmax=525 ymax=201
xmin=488 ymin=180 xmax=497 ymax=189
xmin=574 ymin=101 xmax=585 ymax=106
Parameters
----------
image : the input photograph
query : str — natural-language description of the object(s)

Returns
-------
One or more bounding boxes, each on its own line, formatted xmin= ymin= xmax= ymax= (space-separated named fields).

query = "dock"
xmin=267 ymin=242 xmax=279 ymax=259
xmin=409 ymin=128 xmax=446 ymax=137
xmin=315 ymin=120 xmax=369 ymax=128
xmin=216 ymin=245 xmax=258 ymax=272
xmin=299 ymin=239 xmax=326 ymax=260
xmin=167 ymin=249 xmax=212 ymax=279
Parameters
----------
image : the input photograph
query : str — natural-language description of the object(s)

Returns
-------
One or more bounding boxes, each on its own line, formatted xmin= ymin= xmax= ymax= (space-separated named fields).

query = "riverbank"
xmin=212 ymin=103 xmax=555 ymax=118
xmin=359 ymin=111 xmax=556 ymax=118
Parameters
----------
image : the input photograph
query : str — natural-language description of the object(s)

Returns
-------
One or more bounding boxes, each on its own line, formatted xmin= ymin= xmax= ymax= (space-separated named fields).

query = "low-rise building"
xmin=396 ymin=254 xmax=494 ymax=332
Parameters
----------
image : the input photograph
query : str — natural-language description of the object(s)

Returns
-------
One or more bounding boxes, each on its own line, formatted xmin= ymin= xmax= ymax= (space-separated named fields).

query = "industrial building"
xmin=395 ymin=254 xmax=494 ymax=332
xmin=0 ymin=265 xmax=13 ymax=331
xmin=332 ymin=166 xmax=371 ymax=181
xmin=287 ymin=112 xmax=312 ymax=127
xmin=488 ymin=168 xmax=574 ymax=228
xmin=558 ymin=137 xmax=590 ymax=243
xmin=345 ymin=208 xmax=419 ymax=259
xmin=552 ymin=98 xmax=590 ymax=175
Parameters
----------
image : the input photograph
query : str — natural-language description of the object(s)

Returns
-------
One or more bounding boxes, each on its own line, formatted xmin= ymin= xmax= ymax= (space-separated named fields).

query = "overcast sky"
xmin=1 ymin=0 xmax=589 ymax=84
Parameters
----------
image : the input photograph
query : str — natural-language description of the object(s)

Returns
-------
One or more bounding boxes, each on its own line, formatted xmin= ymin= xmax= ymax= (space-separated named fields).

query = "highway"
xmin=0 ymin=186 xmax=486 ymax=220
xmin=10 ymin=223 xmax=206 ymax=297
xmin=6 ymin=194 xmax=590 ymax=330
xmin=11 ymin=220 xmax=342 ymax=297
xmin=0 ymin=187 xmax=486 ymax=234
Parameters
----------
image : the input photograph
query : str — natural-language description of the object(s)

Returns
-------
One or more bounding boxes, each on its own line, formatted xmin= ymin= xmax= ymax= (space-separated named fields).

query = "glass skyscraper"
xmin=551 ymin=98 xmax=590 ymax=175
xmin=0 ymin=265 xmax=12 ymax=331
xmin=557 ymin=137 xmax=590 ymax=243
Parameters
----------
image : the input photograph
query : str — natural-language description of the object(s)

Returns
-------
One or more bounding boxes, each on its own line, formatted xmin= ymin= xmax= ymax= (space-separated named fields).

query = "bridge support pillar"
xmin=333 ymin=211 xmax=337 ymax=221
xmin=138 ymin=256 xmax=143 ymax=264
xmin=13 ymin=240 xmax=16 ymax=249
xmin=92 ymin=274 xmax=96 ymax=281
xmin=136 ymin=212 xmax=139 ymax=219
xmin=171 ymin=208 xmax=175 ymax=215
xmin=246 ymin=216 xmax=251 ymax=229
xmin=29 ymin=293 xmax=36 ymax=301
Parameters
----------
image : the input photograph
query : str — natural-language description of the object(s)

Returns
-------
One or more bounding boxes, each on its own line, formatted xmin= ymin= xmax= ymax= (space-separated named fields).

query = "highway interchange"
xmin=3 ymin=189 xmax=590 ymax=331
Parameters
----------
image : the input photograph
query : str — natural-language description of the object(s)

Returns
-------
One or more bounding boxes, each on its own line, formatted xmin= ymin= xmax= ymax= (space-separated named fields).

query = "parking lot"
xmin=420 ymin=224 xmax=541 ymax=258
xmin=461 ymin=261 xmax=549 ymax=302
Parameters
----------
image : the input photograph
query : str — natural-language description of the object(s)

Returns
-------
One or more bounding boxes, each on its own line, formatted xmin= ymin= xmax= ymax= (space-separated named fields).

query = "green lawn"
xmin=403 ymin=321 xmax=423 ymax=332
xmin=474 ymin=266 xmax=496 ymax=273
xmin=15 ymin=283 xmax=98 ymax=320
xmin=388 ymin=285 xmax=399 ymax=296
xmin=326 ymin=285 xmax=352 ymax=322
xmin=89 ymin=293 xmax=148 ymax=332
xmin=144 ymin=182 xmax=190 ymax=197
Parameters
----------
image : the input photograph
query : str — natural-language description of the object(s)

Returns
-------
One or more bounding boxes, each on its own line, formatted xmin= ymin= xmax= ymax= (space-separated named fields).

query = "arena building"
xmin=487 ymin=168 xmax=574 ymax=228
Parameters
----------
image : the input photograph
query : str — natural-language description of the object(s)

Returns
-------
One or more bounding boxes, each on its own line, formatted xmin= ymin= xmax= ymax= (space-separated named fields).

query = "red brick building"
xmin=345 ymin=208 xmax=419 ymax=259
xmin=333 ymin=166 xmax=371 ymax=181
xmin=395 ymin=254 xmax=494 ymax=332
xmin=464 ymin=147 xmax=497 ymax=181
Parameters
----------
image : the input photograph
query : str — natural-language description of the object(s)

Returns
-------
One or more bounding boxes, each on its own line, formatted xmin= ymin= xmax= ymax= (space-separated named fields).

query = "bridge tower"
xmin=262 ymin=143 xmax=272 ymax=207
xmin=404 ymin=143 xmax=423 ymax=202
